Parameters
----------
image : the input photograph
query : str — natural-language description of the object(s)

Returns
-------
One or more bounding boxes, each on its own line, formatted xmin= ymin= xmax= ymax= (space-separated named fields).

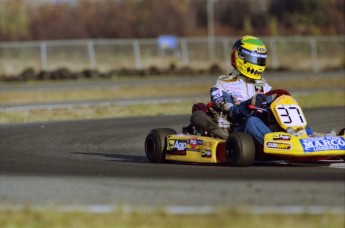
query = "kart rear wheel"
xmin=226 ymin=132 xmax=255 ymax=167
xmin=145 ymin=128 xmax=176 ymax=163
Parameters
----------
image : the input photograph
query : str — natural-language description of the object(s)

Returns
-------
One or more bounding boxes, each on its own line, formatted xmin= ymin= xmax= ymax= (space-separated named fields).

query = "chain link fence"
xmin=0 ymin=36 xmax=344 ymax=76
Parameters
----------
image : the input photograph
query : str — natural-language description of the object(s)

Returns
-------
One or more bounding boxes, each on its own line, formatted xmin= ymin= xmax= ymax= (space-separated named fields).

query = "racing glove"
xmin=249 ymin=94 xmax=267 ymax=108
xmin=228 ymin=94 xmax=267 ymax=122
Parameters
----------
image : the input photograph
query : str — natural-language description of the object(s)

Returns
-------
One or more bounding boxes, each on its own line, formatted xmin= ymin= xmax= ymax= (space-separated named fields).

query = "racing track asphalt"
xmin=0 ymin=107 xmax=344 ymax=212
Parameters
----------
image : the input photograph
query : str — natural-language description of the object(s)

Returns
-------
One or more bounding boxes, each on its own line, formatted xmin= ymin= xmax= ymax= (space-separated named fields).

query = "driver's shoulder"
xmin=216 ymin=74 xmax=239 ymax=83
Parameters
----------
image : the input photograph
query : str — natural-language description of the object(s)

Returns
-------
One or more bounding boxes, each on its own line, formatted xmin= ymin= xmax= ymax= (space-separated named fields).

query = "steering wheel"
xmin=265 ymin=89 xmax=291 ymax=97
xmin=262 ymin=89 xmax=291 ymax=107
xmin=248 ymin=89 xmax=291 ymax=111
xmin=265 ymin=89 xmax=290 ymax=102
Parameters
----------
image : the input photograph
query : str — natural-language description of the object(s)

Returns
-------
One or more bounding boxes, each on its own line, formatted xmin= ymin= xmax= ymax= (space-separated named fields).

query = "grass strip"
xmin=0 ymin=208 xmax=344 ymax=228
xmin=0 ymin=92 xmax=343 ymax=124
xmin=0 ymin=84 xmax=209 ymax=105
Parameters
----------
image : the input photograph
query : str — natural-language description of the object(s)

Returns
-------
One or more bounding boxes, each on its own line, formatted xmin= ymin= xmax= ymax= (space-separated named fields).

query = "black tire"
xmin=226 ymin=132 xmax=255 ymax=167
xmin=145 ymin=128 xmax=177 ymax=163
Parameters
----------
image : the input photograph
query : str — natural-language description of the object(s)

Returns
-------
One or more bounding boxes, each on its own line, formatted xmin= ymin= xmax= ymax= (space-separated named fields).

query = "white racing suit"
xmin=209 ymin=70 xmax=272 ymax=145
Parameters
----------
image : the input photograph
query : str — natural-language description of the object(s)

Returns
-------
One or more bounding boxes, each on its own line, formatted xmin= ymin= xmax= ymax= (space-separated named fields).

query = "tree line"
xmin=0 ymin=0 xmax=344 ymax=41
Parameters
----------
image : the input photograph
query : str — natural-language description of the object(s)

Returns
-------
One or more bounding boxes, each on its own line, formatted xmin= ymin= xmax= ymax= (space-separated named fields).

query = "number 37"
xmin=276 ymin=105 xmax=306 ymax=126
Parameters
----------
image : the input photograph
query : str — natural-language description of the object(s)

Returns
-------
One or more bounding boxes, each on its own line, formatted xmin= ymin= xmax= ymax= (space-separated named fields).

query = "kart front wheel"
xmin=226 ymin=132 xmax=255 ymax=167
xmin=145 ymin=128 xmax=176 ymax=163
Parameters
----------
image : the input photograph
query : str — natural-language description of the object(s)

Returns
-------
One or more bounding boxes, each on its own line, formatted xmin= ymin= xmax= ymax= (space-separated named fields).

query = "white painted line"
xmin=328 ymin=163 xmax=345 ymax=169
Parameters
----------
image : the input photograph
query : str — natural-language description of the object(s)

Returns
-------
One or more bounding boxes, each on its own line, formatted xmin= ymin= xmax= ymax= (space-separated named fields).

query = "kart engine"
xmin=183 ymin=102 xmax=231 ymax=137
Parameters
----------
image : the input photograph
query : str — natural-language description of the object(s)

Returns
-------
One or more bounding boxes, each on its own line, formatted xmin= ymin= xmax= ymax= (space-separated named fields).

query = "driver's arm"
xmin=210 ymin=86 xmax=252 ymax=122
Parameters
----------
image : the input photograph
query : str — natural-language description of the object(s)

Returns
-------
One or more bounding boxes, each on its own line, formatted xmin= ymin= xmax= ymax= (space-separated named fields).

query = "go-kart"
xmin=144 ymin=89 xmax=345 ymax=167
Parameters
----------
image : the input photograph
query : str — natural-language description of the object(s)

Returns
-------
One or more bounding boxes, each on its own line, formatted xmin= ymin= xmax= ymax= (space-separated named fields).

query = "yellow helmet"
xmin=231 ymin=35 xmax=267 ymax=80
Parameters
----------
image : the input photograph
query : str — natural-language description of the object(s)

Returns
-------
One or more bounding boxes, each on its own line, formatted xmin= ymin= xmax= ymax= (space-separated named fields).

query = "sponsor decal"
xmin=168 ymin=140 xmax=175 ymax=150
xmin=256 ymin=47 xmax=266 ymax=53
xmin=254 ymin=83 xmax=264 ymax=93
xmin=225 ymin=85 xmax=242 ymax=92
xmin=242 ymin=49 xmax=267 ymax=57
xmin=211 ymin=89 xmax=222 ymax=100
xmin=273 ymin=134 xmax=291 ymax=141
xmin=187 ymin=137 xmax=203 ymax=149
xmin=300 ymin=136 xmax=345 ymax=153
xmin=201 ymin=150 xmax=212 ymax=158
xmin=173 ymin=140 xmax=187 ymax=151
xmin=204 ymin=142 xmax=213 ymax=149
xmin=266 ymin=142 xmax=291 ymax=150
xmin=167 ymin=140 xmax=187 ymax=155
xmin=230 ymin=92 xmax=244 ymax=104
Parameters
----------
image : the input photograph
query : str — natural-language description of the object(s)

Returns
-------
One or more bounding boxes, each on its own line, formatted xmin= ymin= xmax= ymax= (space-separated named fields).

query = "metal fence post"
xmin=207 ymin=0 xmax=215 ymax=60
xmin=269 ymin=37 xmax=279 ymax=70
xmin=133 ymin=40 xmax=142 ymax=70
xmin=180 ymin=38 xmax=189 ymax=65
xmin=222 ymin=37 xmax=231 ymax=71
xmin=40 ymin=41 xmax=48 ymax=70
xmin=87 ymin=40 xmax=97 ymax=69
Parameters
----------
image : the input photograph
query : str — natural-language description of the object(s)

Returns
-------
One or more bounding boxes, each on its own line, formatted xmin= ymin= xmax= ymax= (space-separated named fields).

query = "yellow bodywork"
xmin=264 ymin=133 xmax=345 ymax=157
xmin=165 ymin=134 xmax=226 ymax=163
xmin=264 ymin=94 xmax=345 ymax=158
xmin=270 ymin=95 xmax=307 ymax=132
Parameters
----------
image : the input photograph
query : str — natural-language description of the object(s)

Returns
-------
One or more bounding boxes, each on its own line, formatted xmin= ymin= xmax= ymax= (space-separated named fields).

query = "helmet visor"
xmin=239 ymin=48 xmax=267 ymax=66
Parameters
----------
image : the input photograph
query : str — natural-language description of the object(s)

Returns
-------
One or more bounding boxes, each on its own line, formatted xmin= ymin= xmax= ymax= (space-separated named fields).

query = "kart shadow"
xmin=71 ymin=152 xmax=148 ymax=163
xmin=254 ymin=160 xmax=341 ymax=167
xmin=71 ymin=152 xmax=342 ymax=167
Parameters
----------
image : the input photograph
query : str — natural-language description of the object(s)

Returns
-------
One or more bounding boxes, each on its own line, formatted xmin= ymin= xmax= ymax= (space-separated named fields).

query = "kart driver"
xmin=190 ymin=35 xmax=311 ymax=146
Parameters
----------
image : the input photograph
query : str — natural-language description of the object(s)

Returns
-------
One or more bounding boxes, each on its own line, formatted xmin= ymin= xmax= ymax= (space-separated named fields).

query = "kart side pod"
xmin=263 ymin=132 xmax=345 ymax=158
xmin=145 ymin=128 xmax=256 ymax=167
